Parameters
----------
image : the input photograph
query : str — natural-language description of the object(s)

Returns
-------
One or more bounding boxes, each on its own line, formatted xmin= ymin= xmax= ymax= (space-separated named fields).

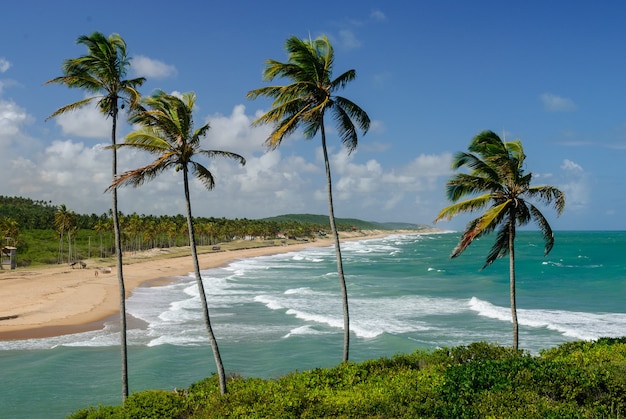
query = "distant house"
xmin=1 ymin=246 xmax=17 ymax=270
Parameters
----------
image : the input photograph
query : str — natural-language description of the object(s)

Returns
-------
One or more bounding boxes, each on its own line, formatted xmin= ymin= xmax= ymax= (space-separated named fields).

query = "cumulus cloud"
xmin=326 ymin=149 xmax=452 ymax=220
xmin=0 ymin=100 xmax=29 ymax=142
xmin=0 ymin=58 xmax=10 ymax=73
xmin=204 ymin=105 xmax=270 ymax=157
xmin=53 ymin=102 xmax=111 ymax=139
xmin=541 ymin=93 xmax=577 ymax=112
xmin=558 ymin=158 xmax=589 ymax=211
xmin=130 ymin=55 xmax=177 ymax=79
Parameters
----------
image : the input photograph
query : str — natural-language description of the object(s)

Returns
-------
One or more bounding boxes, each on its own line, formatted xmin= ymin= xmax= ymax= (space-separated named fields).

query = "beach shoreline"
xmin=0 ymin=230 xmax=416 ymax=341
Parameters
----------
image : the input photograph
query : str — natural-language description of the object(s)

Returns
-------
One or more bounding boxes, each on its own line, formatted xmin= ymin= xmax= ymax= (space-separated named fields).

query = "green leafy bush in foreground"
xmin=69 ymin=339 xmax=626 ymax=418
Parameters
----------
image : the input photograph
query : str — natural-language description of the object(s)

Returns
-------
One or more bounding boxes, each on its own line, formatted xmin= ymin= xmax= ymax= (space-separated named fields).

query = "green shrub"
xmin=67 ymin=405 xmax=122 ymax=419
xmin=121 ymin=390 xmax=187 ymax=419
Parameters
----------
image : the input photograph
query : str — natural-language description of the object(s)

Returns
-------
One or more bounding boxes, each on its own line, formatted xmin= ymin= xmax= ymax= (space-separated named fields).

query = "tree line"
xmin=1 ymin=195 xmax=359 ymax=258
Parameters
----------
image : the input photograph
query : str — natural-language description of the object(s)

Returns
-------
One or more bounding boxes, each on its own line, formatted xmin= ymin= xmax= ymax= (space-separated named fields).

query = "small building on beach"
xmin=1 ymin=246 xmax=17 ymax=270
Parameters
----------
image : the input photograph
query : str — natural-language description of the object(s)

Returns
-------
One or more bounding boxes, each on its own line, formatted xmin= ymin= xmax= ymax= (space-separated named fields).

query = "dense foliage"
xmin=68 ymin=339 xmax=626 ymax=418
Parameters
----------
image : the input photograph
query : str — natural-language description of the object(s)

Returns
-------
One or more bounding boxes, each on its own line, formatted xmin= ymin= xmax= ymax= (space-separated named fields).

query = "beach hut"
xmin=1 ymin=246 xmax=17 ymax=270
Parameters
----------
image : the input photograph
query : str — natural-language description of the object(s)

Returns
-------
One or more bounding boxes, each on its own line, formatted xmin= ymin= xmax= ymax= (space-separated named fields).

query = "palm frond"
xmin=451 ymin=151 xmax=501 ymax=182
xmin=190 ymin=161 xmax=216 ymax=190
xmin=528 ymin=204 xmax=555 ymax=255
xmin=331 ymin=69 xmax=357 ymax=92
xmin=120 ymin=130 xmax=172 ymax=154
xmin=334 ymin=96 xmax=370 ymax=133
xmin=434 ymin=194 xmax=492 ymax=222
xmin=332 ymin=105 xmax=358 ymax=152
xmin=45 ymin=97 xmax=97 ymax=120
xmin=526 ymin=185 xmax=566 ymax=215
xmin=264 ymin=106 xmax=309 ymax=149
xmin=445 ymin=174 xmax=502 ymax=202
xmin=449 ymin=201 xmax=509 ymax=258
xmin=107 ymin=154 xmax=173 ymax=191
xmin=483 ymin=224 xmax=511 ymax=268
xmin=197 ymin=149 xmax=246 ymax=166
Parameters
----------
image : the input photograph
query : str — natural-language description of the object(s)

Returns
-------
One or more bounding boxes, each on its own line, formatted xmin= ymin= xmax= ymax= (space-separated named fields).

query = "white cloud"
xmin=0 ymin=99 xmax=29 ymax=142
xmin=541 ymin=93 xmax=577 ymax=112
xmin=0 ymin=58 xmax=10 ymax=73
xmin=560 ymin=159 xmax=583 ymax=172
xmin=558 ymin=159 xmax=589 ymax=211
xmin=53 ymin=102 xmax=111 ymax=139
xmin=204 ymin=105 xmax=269 ymax=157
xmin=3 ymin=139 xmax=113 ymax=212
xmin=326 ymin=149 xmax=452 ymax=220
xmin=131 ymin=55 xmax=177 ymax=79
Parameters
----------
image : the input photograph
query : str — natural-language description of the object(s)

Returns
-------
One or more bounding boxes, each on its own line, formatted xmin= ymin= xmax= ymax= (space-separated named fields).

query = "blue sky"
xmin=1 ymin=1 xmax=624 ymax=231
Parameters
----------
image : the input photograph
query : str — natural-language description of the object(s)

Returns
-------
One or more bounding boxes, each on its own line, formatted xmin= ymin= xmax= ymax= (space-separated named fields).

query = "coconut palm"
xmin=45 ymin=32 xmax=145 ymax=400
xmin=434 ymin=130 xmax=565 ymax=350
xmin=247 ymin=35 xmax=370 ymax=362
xmin=107 ymin=90 xmax=245 ymax=395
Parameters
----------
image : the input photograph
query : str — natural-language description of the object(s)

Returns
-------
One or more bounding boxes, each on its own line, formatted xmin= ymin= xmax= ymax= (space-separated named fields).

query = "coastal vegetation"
xmin=435 ymin=131 xmax=565 ymax=350
xmin=69 ymin=339 xmax=626 ymax=418
xmin=0 ymin=196 xmax=418 ymax=267
xmin=109 ymin=90 xmax=247 ymax=395
xmin=247 ymin=34 xmax=370 ymax=363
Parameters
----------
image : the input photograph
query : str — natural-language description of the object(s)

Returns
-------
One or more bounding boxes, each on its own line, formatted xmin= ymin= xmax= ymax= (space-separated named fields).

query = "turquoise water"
xmin=1 ymin=231 xmax=625 ymax=417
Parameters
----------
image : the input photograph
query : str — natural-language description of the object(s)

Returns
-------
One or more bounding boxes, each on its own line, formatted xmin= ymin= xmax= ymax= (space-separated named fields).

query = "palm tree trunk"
xmin=320 ymin=124 xmax=350 ymax=363
xmin=183 ymin=168 xmax=227 ymax=395
xmin=58 ymin=231 xmax=64 ymax=264
xmin=111 ymin=108 xmax=129 ymax=401
xmin=508 ymin=221 xmax=518 ymax=351
xmin=67 ymin=230 xmax=72 ymax=264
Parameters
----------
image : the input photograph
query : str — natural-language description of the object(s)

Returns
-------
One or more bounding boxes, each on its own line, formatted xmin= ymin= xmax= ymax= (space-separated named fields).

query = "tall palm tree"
xmin=107 ymin=90 xmax=245 ymax=395
xmin=247 ymin=35 xmax=370 ymax=362
xmin=45 ymin=32 xmax=145 ymax=400
xmin=434 ymin=130 xmax=565 ymax=350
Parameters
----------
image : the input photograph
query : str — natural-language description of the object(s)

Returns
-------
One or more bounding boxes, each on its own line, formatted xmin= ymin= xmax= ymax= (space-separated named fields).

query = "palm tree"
xmin=54 ymin=204 xmax=76 ymax=264
xmin=434 ymin=130 xmax=565 ymax=350
xmin=45 ymin=32 xmax=145 ymax=400
xmin=107 ymin=90 xmax=246 ymax=395
xmin=247 ymin=35 xmax=370 ymax=362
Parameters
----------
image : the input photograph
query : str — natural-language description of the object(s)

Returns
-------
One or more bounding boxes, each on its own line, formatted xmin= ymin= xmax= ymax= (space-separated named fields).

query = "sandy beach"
xmin=0 ymin=230 xmax=397 ymax=341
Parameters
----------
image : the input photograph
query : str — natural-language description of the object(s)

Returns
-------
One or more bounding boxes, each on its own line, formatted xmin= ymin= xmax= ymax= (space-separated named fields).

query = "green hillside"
xmin=262 ymin=213 xmax=434 ymax=231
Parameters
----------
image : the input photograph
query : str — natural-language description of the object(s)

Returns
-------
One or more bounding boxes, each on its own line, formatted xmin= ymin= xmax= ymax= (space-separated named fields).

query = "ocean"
xmin=1 ymin=231 xmax=625 ymax=417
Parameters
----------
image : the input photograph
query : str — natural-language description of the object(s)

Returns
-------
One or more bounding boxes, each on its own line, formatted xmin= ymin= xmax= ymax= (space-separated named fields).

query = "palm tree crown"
xmin=45 ymin=32 xmax=145 ymax=120
xmin=247 ymin=35 xmax=370 ymax=150
xmin=435 ymin=130 xmax=565 ymax=268
xmin=110 ymin=90 xmax=245 ymax=189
